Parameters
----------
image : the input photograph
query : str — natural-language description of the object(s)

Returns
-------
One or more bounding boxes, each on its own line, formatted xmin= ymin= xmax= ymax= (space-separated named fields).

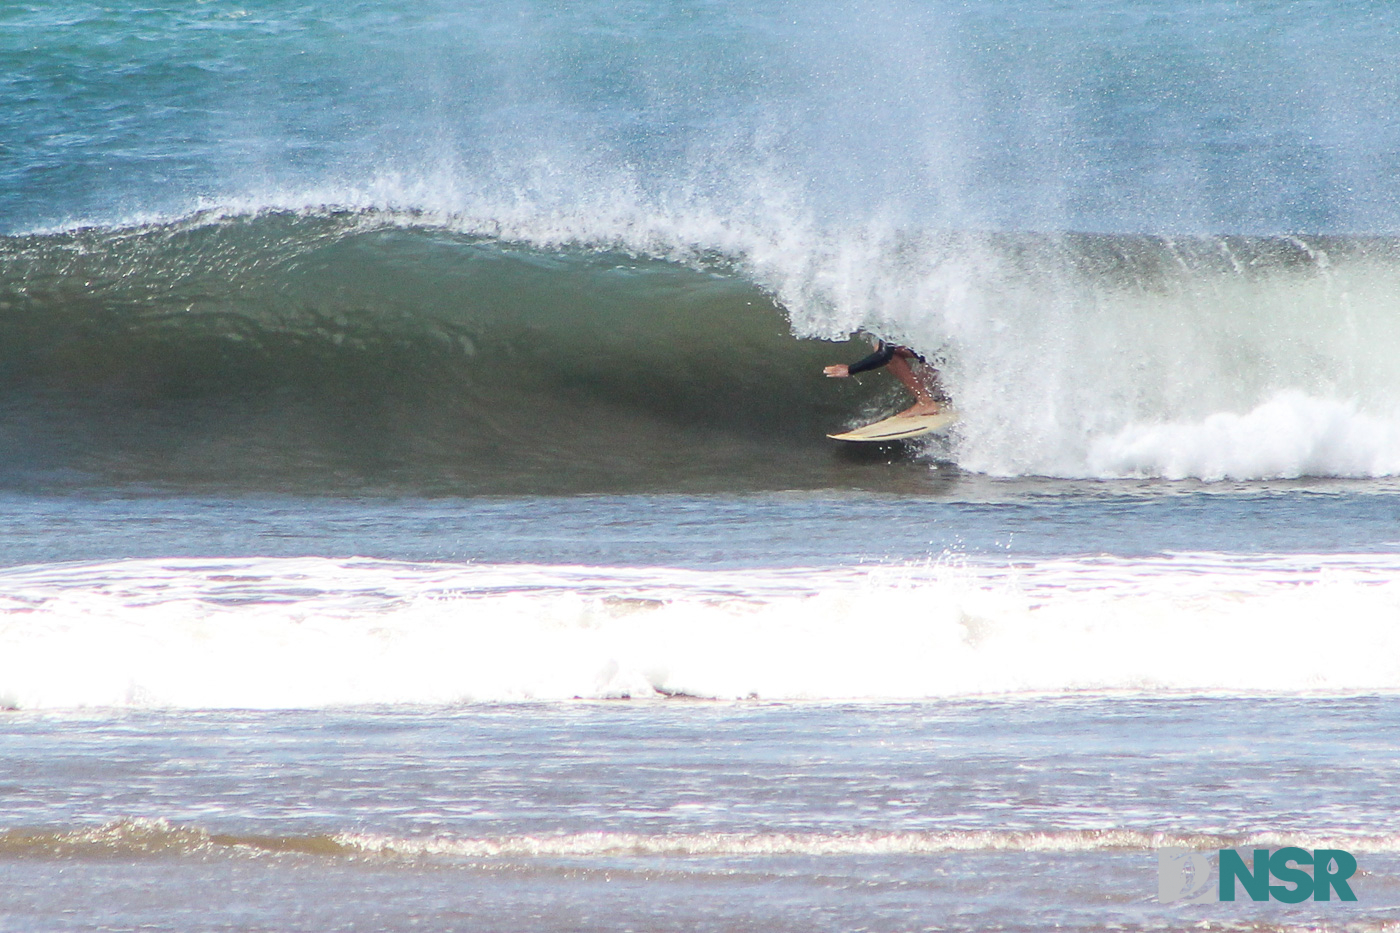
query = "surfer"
xmin=823 ymin=339 xmax=944 ymax=416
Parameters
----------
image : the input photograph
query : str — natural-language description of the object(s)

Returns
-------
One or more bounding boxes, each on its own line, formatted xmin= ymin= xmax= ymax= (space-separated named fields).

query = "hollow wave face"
xmin=0 ymin=212 xmax=898 ymax=493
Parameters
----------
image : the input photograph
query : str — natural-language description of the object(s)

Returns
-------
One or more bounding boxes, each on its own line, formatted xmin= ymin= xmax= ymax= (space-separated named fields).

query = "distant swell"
xmin=7 ymin=818 xmax=1400 ymax=861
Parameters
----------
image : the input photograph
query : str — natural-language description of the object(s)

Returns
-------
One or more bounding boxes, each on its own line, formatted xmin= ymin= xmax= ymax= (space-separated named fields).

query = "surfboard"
xmin=827 ymin=409 xmax=959 ymax=442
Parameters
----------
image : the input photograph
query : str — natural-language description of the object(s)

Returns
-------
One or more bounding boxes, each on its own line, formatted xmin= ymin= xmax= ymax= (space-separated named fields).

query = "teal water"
xmin=6 ymin=1 xmax=1400 ymax=234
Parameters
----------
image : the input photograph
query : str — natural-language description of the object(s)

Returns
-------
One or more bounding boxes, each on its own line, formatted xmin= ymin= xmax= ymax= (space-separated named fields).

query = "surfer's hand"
xmin=823 ymin=364 xmax=850 ymax=378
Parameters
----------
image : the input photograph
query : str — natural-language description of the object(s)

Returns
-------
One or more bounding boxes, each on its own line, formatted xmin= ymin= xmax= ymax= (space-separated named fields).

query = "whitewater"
xmin=5 ymin=553 xmax=1400 ymax=709
xmin=6 ymin=1 xmax=1400 ymax=930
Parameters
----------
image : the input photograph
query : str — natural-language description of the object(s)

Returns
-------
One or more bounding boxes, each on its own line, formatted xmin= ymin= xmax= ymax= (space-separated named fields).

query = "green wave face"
xmin=0 ymin=212 xmax=898 ymax=494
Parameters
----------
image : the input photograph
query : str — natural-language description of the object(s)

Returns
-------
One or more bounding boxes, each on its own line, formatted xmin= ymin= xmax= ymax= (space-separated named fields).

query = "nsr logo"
xmin=1159 ymin=848 xmax=1359 ymax=903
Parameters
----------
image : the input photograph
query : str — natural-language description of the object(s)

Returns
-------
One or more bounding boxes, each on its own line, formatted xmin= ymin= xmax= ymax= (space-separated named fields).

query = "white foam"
xmin=13 ymin=819 xmax=1400 ymax=859
xmin=1087 ymin=391 xmax=1400 ymax=480
xmin=3 ymin=555 xmax=1400 ymax=710
xmin=333 ymin=828 xmax=1400 ymax=859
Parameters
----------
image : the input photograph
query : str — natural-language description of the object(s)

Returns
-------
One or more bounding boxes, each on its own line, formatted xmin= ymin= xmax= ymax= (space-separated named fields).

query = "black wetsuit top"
xmin=847 ymin=341 xmax=925 ymax=375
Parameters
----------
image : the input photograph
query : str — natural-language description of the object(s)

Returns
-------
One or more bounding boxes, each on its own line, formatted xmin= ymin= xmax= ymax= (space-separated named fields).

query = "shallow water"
xmin=4 ymin=699 xmax=1399 ymax=931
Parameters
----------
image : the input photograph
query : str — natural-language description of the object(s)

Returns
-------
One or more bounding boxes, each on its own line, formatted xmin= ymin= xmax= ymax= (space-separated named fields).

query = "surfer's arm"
xmin=825 ymin=342 xmax=894 ymax=378
xmin=845 ymin=342 xmax=897 ymax=375
xmin=824 ymin=341 xmax=921 ymax=378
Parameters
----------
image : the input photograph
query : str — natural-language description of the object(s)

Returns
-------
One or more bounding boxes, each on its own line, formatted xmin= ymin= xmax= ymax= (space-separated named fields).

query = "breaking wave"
xmin=5 ymin=210 xmax=1400 ymax=490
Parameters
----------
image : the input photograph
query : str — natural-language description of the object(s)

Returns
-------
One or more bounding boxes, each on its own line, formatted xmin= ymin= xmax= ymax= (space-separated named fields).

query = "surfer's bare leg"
xmin=888 ymin=354 xmax=941 ymax=416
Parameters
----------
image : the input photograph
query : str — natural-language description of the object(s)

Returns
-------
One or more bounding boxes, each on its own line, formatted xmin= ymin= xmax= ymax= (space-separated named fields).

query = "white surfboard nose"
xmin=828 ymin=410 xmax=959 ymax=442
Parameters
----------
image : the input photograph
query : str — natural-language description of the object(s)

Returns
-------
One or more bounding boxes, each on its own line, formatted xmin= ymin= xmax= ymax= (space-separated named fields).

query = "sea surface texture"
xmin=2 ymin=2 xmax=1400 ymax=930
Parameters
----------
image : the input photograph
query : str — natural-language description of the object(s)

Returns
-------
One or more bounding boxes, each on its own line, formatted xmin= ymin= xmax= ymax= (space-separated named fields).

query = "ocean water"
xmin=4 ymin=1 xmax=1400 ymax=930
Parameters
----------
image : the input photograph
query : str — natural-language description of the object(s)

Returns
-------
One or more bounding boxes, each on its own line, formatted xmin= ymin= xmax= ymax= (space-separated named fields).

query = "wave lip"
xmin=4 ymin=555 xmax=1400 ymax=710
